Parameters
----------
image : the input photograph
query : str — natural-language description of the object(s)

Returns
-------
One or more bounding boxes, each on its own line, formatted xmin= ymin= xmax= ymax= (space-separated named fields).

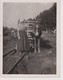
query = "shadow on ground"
xmin=29 ymin=38 xmax=53 ymax=53
xmin=40 ymin=38 xmax=52 ymax=49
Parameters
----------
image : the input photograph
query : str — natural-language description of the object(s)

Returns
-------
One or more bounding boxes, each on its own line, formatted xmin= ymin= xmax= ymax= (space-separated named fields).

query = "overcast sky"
xmin=3 ymin=3 xmax=54 ymax=29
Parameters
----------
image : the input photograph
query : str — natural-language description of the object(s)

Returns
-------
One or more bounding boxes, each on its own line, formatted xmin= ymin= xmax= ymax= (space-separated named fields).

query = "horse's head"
xmin=27 ymin=25 xmax=42 ymax=39
xmin=34 ymin=25 xmax=42 ymax=38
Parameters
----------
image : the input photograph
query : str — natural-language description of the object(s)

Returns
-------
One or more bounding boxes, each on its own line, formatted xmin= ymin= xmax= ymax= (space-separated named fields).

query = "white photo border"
xmin=0 ymin=0 xmax=61 ymax=79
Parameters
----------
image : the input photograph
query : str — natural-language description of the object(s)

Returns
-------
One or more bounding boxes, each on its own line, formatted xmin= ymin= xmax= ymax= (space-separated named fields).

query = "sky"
xmin=3 ymin=3 xmax=54 ymax=29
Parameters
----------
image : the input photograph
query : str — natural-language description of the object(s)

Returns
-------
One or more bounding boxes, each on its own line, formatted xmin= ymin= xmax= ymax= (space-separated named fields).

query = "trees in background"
xmin=36 ymin=3 xmax=56 ymax=33
xmin=3 ymin=26 xmax=17 ymax=40
xmin=3 ymin=26 xmax=11 ymax=36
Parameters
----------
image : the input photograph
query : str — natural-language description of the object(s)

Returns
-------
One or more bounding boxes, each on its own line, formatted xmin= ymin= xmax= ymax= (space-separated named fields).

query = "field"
xmin=27 ymin=32 xmax=56 ymax=74
xmin=3 ymin=31 xmax=56 ymax=74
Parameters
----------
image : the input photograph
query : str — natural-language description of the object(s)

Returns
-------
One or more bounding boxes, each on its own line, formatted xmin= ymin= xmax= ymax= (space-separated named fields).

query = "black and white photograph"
xmin=3 ymin=2 xmax=57 ymax=74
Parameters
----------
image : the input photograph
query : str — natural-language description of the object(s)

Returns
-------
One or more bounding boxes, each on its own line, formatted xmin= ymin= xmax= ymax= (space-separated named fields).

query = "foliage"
xmin=36 ymin=3 xmax=56 ymax=31
xmin=3 ymin=26 xmax=11 ymax=36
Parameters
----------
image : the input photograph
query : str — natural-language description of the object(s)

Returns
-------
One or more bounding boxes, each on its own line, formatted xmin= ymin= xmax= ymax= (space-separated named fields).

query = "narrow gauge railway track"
xmin=3 ymin=50 xmax=29 ymax=74
xmin=3 ymin=49 xmax=16 ymax=57
xmin=6 ymin=52 xmax=28 ymax=74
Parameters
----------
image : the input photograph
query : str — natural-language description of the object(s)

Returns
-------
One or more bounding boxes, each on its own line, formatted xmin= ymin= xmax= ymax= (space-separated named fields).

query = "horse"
xmin=30 ymin=25 xmax=42 ymax=53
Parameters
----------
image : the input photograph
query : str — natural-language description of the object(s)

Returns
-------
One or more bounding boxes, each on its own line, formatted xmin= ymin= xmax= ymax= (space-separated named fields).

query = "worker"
xmin=15 ymin=19 xmax=30 ymax=54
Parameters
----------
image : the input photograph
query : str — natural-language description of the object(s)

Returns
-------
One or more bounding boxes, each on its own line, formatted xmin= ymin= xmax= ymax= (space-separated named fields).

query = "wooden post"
xmin=34 ymin=37 xmax=36 ymax=53
xmin=38 ymin=39 xmax=40 ymax=53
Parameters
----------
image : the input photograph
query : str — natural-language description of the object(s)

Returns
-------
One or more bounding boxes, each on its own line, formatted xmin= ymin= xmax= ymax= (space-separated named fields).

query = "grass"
xmin=3 ymin=32 xmax=56 ymax=74
xmin=27 ymin=32 xmax=56 ymax=74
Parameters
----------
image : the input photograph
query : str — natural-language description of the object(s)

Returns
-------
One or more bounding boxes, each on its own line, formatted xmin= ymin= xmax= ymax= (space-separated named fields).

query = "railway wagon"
xmin=25 ymin=20 xmax=36 ymax=50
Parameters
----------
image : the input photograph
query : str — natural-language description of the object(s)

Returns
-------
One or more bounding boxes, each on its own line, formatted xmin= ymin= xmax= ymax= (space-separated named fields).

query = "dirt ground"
xmin=28 ymin=32 xmax=56 ymax=74
xmin=12 ymin=32 xmax=56 ymax=74
xmin=3 ymin=31 xmax=56 ymax=74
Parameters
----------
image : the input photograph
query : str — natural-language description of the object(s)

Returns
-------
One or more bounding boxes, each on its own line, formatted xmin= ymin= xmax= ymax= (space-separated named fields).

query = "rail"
xmin=5 ymin=51 xmax=29 ymax=74
xmin=3 ymin=49 xmax=16 ymax=57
